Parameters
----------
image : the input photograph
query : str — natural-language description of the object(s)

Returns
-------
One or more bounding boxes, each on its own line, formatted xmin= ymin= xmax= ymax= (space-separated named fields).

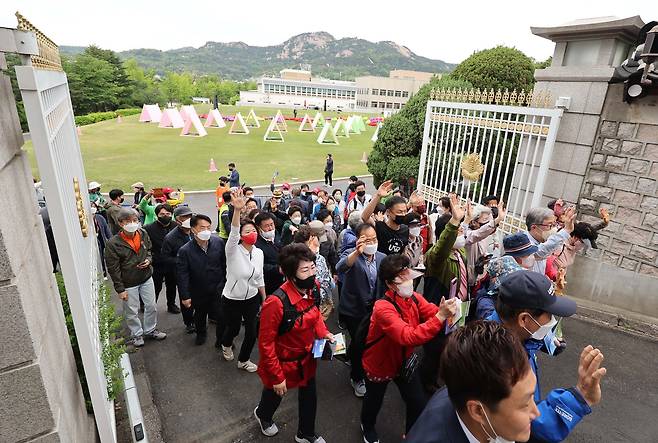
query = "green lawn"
xmin=24 ymin=105 xmax=376 ymax=190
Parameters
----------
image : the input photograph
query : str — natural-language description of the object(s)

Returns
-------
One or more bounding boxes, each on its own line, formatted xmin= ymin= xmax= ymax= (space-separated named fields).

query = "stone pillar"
xmin=530 ymin=17 xmax=658 ymax=318
xmin=0 ymin=54 xmax=95 ymax=441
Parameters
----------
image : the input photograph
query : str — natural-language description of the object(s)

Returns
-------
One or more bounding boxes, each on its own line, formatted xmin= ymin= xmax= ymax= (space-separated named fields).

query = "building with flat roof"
xmin=237 ymin=69 xmax=357 ymax=111
xmin=355 ymin=70 xmax=440 ymax=113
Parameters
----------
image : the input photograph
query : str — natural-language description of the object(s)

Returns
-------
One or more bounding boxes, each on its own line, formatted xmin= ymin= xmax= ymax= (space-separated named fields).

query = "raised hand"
xmin=599 ymin=207 xmax=610 ymax=224
xmin=356 ymin=235 xmax=367 ymax=255
xmin=563 ymin=206 xmax=577 ymax=233
xmin=377 ymin=180 xmax=394 ymax=198
xmin=231 ymin=188 xmax=246 ymax=211
xmin=449 ymin=194 xmax=465 ymax=224
xmin=436 ymin=296 xmax=458 ymax=322
xmin=576 ymin=345 xmax=607 ymax=406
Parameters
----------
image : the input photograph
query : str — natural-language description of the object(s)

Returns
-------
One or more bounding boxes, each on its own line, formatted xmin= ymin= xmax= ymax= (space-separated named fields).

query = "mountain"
xmin=60 ymin=32 xmax=454 ymax=80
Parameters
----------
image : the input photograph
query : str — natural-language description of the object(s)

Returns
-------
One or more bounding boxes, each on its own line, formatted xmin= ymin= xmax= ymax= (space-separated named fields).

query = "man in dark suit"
xmin=406 ymin=321 xmax=539 ymax=443
xmin=254 ymin=212 xmax=284 ymax=295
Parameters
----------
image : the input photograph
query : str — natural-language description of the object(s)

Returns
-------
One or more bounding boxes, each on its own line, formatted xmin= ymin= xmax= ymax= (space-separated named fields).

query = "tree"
xmin=64 ymin=54 xmax=120 ymax=114
xmin=124 ymin=59 xmax=163 ymax=105
xmin=451 ymin=46 xmax=535 ymax=93
xmin=367 ymin=75 xmax=472 ymax=186
xmin=84 ymin=45 xmax=132 ymax=107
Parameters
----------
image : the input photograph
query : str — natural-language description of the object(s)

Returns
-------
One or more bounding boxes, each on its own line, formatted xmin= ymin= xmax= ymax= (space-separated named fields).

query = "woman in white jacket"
xmin=220 ymin=189 xmax=266 ymax=372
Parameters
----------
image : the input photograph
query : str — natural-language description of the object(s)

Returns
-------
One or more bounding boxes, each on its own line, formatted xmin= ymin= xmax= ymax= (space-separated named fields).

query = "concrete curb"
xmin=571 ymin=296 xmax=658 ymax=341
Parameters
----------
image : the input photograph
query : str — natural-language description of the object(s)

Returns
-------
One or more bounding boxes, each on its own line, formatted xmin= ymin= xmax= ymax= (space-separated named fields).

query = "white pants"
xmin=124 ymin=277 xmax=157 ymax=338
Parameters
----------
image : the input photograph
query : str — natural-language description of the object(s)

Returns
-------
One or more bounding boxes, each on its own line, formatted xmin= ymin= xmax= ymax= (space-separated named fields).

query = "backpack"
xmin=350 ymin=294 xmax=419 ymax=371
xmin=274 ymin=284 xmax=321 ymax=336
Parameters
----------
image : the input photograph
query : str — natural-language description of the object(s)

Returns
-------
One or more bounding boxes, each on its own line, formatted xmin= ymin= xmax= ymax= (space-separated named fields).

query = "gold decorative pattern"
xmin=430 ymin=87 xmax=553 ymax=108
xmin=73 ymin=178 xmax=89 ymax=237
xmin=16 ymin=12 xmax=62 ymax=71
xmin=429 ymin=114 xmax=550 ymax=136
xmin=461 ymin=154 xmax=485 ymax=181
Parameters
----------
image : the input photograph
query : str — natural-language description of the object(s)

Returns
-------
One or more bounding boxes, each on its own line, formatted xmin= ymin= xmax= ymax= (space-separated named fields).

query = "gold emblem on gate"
xmin=461 ymin=154 xmax=485 ymax=182
xmin=73 ymin=178 xmax=89 ymax=237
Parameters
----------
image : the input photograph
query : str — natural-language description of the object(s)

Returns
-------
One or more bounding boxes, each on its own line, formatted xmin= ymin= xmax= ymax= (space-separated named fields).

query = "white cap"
xmin=88 ymin=181 xmax=101 ymax=190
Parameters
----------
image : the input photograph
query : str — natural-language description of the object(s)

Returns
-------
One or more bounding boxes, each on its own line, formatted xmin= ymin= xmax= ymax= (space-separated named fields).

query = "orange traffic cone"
xmin=361 ymin=152 xmax=368 ymax=163
xmin=209 ymin=158 xmax=218 ymax=172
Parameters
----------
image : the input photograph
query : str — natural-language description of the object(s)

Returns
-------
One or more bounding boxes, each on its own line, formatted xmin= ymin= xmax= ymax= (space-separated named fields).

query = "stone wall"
xmin=0 ymin=54 xmax=95 ymax=442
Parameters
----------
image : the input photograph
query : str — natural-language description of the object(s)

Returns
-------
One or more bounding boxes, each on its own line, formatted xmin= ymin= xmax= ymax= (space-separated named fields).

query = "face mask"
xmin=334 ymin=194 xmax=342 ymax=201
xmin=409 ymin=226 xmax=421 ymax=237
xmin=301 ymin=191 xmax=307 ymax=196
xmin=395 ymin=279 xmax=414 ymax=298
xmin=327 ymin=204 xmax=336 ymax=212
xmin=489 ymin=206 xmax=499 ymax=219
xmin=311 ymin=195 xmax=318 ymax=202
xmin=241 ymin=231 xmax=258 ymax=245
xmin=324 ymin=222 xmax=333 ymax=230
xmin=541 ymin=227 xmax=558 ymax=242
xmin=416 ymin=205 xmax=426 ymax=214
xmin=393 ymin=215 xmax=406 ymax=225
xmin=283 ymin=190 xmax=291 ymax=196
xmin=453 ymin=236 xmax=466 ymax=249
xmin=524 ymin=314 xmax=557 ymax=341
xmin=123 ymin=222 xmax=140 ymax=233
xmin=294 ymin=275 xmax=316 ymax=290
xmin=261 ymin=229 xmax=276 ymax=241
xmin=196 ymin=230 xmax=212 ymax=241
xmin=119 ymin=197 xmax=125 ymax=204
xmin=91 ymin=206 xmax=97 ymax=214
xmin=520 ymin=254 xmax=536 ymax=269
xmin=291 ymin=216 xmax=302 ymax=225
xmin=363 ymin=243 xmax=378 ymax=255
xmin=158 ymin=215 xmax=172 ymax=225
xmin=479 ymin=402 xmax=515 ymax=443
xmin=356 ymin=190 xmax=366 ymax=197
xmin=181 ymin=219 xmax=191 ymax=229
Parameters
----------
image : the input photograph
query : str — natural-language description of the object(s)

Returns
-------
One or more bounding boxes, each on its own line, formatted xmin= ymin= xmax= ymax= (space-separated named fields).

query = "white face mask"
xmin=395 ymin=279 xmax=414 ymax=298
xmin=91 ymin=206 xmax=97 ymax=214
xmin=291 ymin=216 xmax=302 ymax=225
xmin=363 ymin=243 xmax=378 ymax=255
xmin=541 ymin=227 xmax=558 ymax=242
xmin=453 ymin=236 xmax=466 ymax=249
xmin=524 ymin=314 xmax=557 ymax=341
xmin=196 ymin=230 xmax=212 ymax=241
xmin=311 ymin=195 xmax=318 ymax=202
xmin=520 ymin=254 xmax=536 ymax=269
xmin=123 ymin=222 xmax=140 ymax=233
xmin=409 ymin=226 xmax=421 ymax=237
xmin=479 ymin=402 xmax=515 ymax=443
xmin=327 ymin=204 xmax=336 ymax=212
xmin=324 ymin=222 xmax=333 ymax=230
xmin=181 ymin=219 xmax=191 ymax=229
xmin=261 ymin=229 xmax=276 ymax=241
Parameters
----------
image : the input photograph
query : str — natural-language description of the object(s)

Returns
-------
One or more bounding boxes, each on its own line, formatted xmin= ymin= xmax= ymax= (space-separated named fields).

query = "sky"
xmin=2 ymin=1 xmax=653 ymax=64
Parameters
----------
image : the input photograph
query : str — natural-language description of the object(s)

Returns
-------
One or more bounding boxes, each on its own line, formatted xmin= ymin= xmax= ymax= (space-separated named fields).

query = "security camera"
xmin=612 ymin=21 xmax=658 ymax=102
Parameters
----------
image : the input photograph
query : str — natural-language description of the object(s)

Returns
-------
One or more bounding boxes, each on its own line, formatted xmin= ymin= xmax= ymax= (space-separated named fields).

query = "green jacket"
xmin=423 ymin=222 xmax=467 ymax=305
xmin=139 ymin=196 xmax=156 ymax=225
xmin=104 ymin=229 xmax=153 ymax=293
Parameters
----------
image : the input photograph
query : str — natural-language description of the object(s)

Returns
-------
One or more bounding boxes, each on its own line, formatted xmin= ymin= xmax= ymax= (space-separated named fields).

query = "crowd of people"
xmin=90 ymin=162 xmax=609 ymax=443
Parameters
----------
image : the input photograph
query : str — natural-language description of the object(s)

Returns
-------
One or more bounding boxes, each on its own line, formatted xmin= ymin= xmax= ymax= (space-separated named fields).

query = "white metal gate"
xmin=418 ymin=88 xmax=563 ymax=234
xmin=11 ymin=14 xmax=117 ymax=442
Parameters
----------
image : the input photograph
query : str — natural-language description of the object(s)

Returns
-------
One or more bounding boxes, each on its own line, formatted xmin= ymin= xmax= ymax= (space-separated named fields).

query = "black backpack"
xmin=274 ymin=284 xmax=321 ymax=336
xmin=350 ymin=294 xmax=419 ymax=369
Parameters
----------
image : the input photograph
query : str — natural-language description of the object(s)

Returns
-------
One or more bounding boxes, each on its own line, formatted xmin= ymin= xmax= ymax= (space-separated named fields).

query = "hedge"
xmin=74 ymin=108 xmax=141 ymax=126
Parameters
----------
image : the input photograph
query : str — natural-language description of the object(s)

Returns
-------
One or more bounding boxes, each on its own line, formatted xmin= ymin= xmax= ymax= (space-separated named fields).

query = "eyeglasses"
xmin=535 ymin=222 xmax=557 ymax=229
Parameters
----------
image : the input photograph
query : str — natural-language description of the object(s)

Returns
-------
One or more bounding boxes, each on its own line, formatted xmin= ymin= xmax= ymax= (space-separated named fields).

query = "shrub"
xmin=115 ymin=108 xmax=141 ymax=117
xmin=74 ymin=108 xmax=139 ymax=126
xmin=451 ymin=46 xmax=535 ymax=93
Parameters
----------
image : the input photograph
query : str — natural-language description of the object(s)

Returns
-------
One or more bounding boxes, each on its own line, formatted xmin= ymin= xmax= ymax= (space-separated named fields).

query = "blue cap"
xmin=498 ymin=271 xmax=577 ymax=317
xmin=503 ymin=232 xmax=539 ymax=257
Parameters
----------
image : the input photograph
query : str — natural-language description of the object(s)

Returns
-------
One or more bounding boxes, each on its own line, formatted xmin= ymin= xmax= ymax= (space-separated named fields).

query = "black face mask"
xmin=294 ymin=275 xmax=316 ymax=290
xmin=491 ymin=207 xmax=499 ymax=219
xmin=394 ymin=215 xmax=406 ymax=225
xmin=357 ymin=190 xmax=366 ymax=197
xmin=119 ymin=197 xmax=124 ymax=204
xmin=158 ymin=215 xmax=172 ymax=225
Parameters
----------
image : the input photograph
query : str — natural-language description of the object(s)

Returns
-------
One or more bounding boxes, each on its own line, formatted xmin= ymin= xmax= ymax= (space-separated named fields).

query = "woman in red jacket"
xmin=254 ymin=243 xmax=333 ymax=443
xmin=360 ymin=254 xmax=457 ymax=443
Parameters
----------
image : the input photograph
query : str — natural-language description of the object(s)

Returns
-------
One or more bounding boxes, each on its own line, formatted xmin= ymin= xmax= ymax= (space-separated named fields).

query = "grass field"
xmin=24 ymin=105 xmax=376 ymax=191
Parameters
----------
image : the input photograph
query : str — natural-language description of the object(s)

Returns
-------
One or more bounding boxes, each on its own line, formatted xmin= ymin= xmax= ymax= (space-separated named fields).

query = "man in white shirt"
xmin=522 ymin=206 xmax=575 ymax=275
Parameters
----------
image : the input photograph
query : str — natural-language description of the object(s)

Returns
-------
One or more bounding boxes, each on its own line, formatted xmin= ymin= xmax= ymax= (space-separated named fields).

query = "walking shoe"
xmin=185 ymin=324 xmax=196 ymax=334
xmin=295 ymin=433 xmax=326 ymax=443
xmin=222 ymin=345 xmax=234 ymax=361
xmin=132 ymin=336 xmax=145 ymax=347
xmin=145 ymin=329 xmax=167 ymax=340
xmin=237 ymin=360 xmax=258 ymax=372
xmin=195 ymin=333 xmax=207 ymax=346
xmin=167 ymin=304 xmax=181 ymax=314
xmin=361 ymin=424 xmax=379 ymax=443
xmin=351 ymin=379 xmax=366 ymax=398
xmin=254 ymin=407 xmax=278 ymax=437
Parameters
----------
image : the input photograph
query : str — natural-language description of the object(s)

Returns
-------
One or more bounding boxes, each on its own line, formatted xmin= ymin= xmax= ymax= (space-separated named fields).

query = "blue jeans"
xmin=124 ymin=277 xmax=157 ymax=338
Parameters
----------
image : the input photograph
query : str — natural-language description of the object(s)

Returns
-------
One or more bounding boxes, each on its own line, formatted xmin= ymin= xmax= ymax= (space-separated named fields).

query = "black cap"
xmin=173 ymin=206 xmax=193 ymax=217
xmin=498 ymin=271 xmax=577 ymax=317
xmin=404 ymin=212 xmax=422 ymax=226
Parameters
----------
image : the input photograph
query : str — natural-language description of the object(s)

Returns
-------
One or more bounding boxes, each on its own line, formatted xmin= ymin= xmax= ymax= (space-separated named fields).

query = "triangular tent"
xmin=139 ymin=104 xmax=162 ymax=123
xmin=264 ymin=118 xmax=285 ymax=142
xmin=371 ymin=122 xmax=381 ymax=142
xmin=228 ymin=112 xmax=250 ymax=135
xmin=355 ymin=116 xmax=367 ymax=132
xmin=333 ymin=119 xmax=350 ymax=138
xmin=273 ymin=110 xmax=288 ymax=132
xmin=180 ymin=105 xmax=208 ymax=137
xmin=346 ymin=116 xmax=361 ymax=135
xmin=312 ymin=112 xmax=324 ymax=128
xmin=317 ymin=122 xmax=339 ymax=145
xmin=245 ymin=109 xmax=261 ymax=128
xmin=298 ymin=114 xmax=315 ymax=132
xmin=179 ymin=106 xmax=190 ymax=122
xmin=204 ymin=109 xmax=226 ymax=128
xmin=159 ymin=108 xmax=185 ymax=128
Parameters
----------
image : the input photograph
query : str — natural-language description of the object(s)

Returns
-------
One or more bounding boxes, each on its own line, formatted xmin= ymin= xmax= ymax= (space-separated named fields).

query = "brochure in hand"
xmin=312 ymin=333 xmax=347 ymax=359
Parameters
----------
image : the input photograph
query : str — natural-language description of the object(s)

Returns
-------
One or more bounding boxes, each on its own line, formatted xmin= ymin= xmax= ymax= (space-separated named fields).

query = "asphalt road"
xmin=129 ymin=176 xmax=658 ymax=442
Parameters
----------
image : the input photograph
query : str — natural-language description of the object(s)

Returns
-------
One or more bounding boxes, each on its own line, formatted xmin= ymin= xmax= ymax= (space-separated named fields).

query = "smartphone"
xmin=448 ymin=277 xmax=458 ymax=299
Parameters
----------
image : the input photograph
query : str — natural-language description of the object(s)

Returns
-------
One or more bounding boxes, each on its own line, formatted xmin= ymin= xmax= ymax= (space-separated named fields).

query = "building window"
xmin=395 ymin=90 xmax=401 ymax=97
xmin=372 ymin=88 xmax=379 ymax=95
xmin=380 ymin=102 xmax=386 ymax=108
xmin=371 ymin=101 xmax=378 ymax=108
xmin=402 ymin=91 xmax=409 ymax=98
xmin=386 ymin=102 xmax=393 ymax=108
xmin=387 ymin=90 xmax=394 ymax=96
xmin=394 ymin=103 xmax=401 ymax=109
